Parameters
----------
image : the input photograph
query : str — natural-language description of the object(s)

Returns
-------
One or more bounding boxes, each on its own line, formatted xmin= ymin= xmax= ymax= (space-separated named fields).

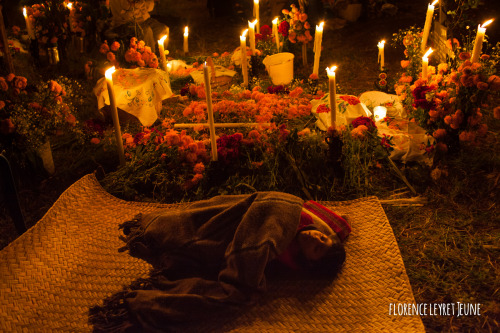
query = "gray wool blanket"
xmin=90 ymin=192 xmax=304 ymax=332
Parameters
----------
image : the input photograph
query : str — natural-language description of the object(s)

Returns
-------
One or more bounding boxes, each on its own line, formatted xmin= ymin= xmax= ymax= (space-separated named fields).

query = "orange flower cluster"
xmin=99 ymin=38 xmax=159 ymax=69
xmin=281 ymin=4 xmax=313 ymax=44
xmin=180 ymin=86 xmax=313 ymax=125
xmin=394 ymin=48 xmax=498 ymax=149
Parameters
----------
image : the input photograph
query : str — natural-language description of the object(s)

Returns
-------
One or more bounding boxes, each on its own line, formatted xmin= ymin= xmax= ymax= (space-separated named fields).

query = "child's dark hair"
xmin=296 ymin=234 xmax=346 ymax=277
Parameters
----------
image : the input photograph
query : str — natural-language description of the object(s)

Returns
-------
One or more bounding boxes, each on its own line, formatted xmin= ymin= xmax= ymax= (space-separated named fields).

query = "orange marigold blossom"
xmin=487 ymin=75 xmax=500 ymax=91
xmin=459 ymin=52 xmax=470 ymax=60
xmin=494 ymin=106 xmax=500 ymax=119
xmin=110 ymin=41 xmax=120 ymax=52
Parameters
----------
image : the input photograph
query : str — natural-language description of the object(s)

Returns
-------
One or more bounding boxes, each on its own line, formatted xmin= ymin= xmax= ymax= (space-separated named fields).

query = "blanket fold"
xmin=91 ymin=192 xmax=304 ymax=332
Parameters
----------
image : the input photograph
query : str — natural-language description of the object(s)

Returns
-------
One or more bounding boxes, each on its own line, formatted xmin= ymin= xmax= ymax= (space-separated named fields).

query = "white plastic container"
xmin=262 ymin=52 xmax=295 ymax=85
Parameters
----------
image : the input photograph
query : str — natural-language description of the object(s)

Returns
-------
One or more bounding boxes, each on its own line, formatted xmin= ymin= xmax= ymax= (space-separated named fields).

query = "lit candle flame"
xmin=423 ymin=47 xmax=433 ymax=59
xmin=249 ymin=19 xmax=258 ymax=27
xmin=272 ymin=17 xmax=278 ymax=25
xmin=184 ymin=26 xmax=189 ymax=36
xmin=67 ymin=2 xmax=73 ymax=10
xmin=481 ymin=19 xmax=494 ymax=28
xmin=241 ymin=29 xmax=248 ymax=38
xmin=326 ymin=66 xmax=337 ymax=77
xmin=378 ymin=40 xmax=385 ymax=48
xmin=317 ymin=21 xmax=324 ymax=31
xmin=254 ymin=0 xmax=259 ymax=4
xmin=105 ymin=66 xmax=116 ymax=80
xmin=431 ymin=0 xmax=438 ymax=7
xmin=159 ymin=35 xmax=167 ymax=44
xmin=23 ymin=7 xmax=27 ymax=18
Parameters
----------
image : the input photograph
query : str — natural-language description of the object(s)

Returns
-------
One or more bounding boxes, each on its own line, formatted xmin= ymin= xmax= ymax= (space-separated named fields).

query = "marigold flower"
xmin=480 ymin=54 xmax=490 ymax=61
xmin=193 ymin=162 xmax=205 ymax=174
xmin=487 ymin=75 xmax=500 ymax=91
xmin=0 ymin=119 xmax=15 ymax=134
xmin=90 ymin=137 xmax=101 ymax=144
xmin=351 ymin=125 xmax=368 ymax=139
xmin=432 ymin=129 xmax=447 ymax=139
xmin=400 ymin=60 xmax=410 ymax=69
xmin=446 ymin=38 xmax=460 ymax=50
xmin=459 ymin=52 xmax=471 ymax=60
xmin=107 ymin=51 xmax=116 ymax=62
xmin=494 ymin=106 xmax=500 ymax=119
xmin=477 ymin=82 xmax=488 ymax=90
xmin=110 ymin=41 xmax=120 ymax=52
xmin=99 ymin=42 xmax=109 ymax=54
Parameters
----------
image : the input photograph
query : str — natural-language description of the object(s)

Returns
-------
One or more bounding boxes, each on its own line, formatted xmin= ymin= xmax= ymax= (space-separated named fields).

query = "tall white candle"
xmin=105 ymin=67 xmax=125 ymax=166
xmin=183 ymin=26 xmax=189 ymax=54
xmin=272 ymin=17 xmax=280 ymax=52
xmin=313 ymin=22 xmax=324 ymax=76
xmin=421 ymin=0 xmax=438 ymax=52
xmin=248 ymin=20 xmax=257 ymax=55
xmin=158 ymin=35 xmax=168 ymax=71
xmin=23 ymin=7 xmax=35 ymax=39
xmin=254 ymin=0 xmax=260 ymax=34
xmin=66 ymin=2 xmax=73 ymax=32
xmin=471 ymin=19 xmax=494 ymax=63
xmin=240 ymin=29 xmax=249 ymax=87
xmin=422 ymin=47 xmax=433 ymax=79
xmin=326 ymin=66 xmax=337 ymax=127
xmin=378 ymin=40 xmax=385 ymax=71
xmin=203 ymin=62 xmax=218 ymax=161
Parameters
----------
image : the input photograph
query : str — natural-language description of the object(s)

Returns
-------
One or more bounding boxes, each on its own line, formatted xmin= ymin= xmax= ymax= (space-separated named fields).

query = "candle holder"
xmin=374 ymin=70 xmax=389 ymax=92
xmin=325 ymin=128 xmax=344 ymax=178
xmin=48 ymin=46 xmax=60 ymax=65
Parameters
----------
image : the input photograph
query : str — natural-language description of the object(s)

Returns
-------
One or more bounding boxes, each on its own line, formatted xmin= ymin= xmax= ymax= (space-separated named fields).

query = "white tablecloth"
xmin=94 ymin=68 xmax=173 ymax=126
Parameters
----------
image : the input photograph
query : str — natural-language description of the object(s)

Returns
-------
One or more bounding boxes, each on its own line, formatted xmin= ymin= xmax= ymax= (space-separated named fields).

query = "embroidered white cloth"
xmin=94 ymin=68 xmax=173 ymax=126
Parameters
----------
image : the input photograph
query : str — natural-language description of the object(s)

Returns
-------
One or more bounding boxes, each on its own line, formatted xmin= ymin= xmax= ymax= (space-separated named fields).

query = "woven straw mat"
xmin=0 ymin=174 xmax=425 ymax=332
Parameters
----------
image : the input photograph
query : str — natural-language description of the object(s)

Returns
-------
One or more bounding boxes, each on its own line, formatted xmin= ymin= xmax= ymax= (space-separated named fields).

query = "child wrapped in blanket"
xmin=91 ymin=193 xmax=351 ymax=332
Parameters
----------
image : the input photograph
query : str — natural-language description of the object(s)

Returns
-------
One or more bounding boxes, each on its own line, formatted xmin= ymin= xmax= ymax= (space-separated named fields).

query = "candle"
xmin=66 ymin=2 xmax=73 ymax=32
xmin=203 ymin=62 xmax=218 ymax=161
xmin=23 ymin=7 xmax=35 ymax=39
xmin=240 ymin=29 xmax=249 ymax=87
xmin=313 ymin=22 xmax=324 ymax=76
xmin=248 ymin=20 xmax=257 ymax=55
xmin=373 ymin=106 xmax=387 ymax=122
xmin=104 ymin=67 xmax=125 ymax=166
xmin=326 ymin=66 xmax=337 ymax=127
xmin=158 ymin=35 xmax=168 ymax=71
xmin=422 ymin=47 xmax=433 ymax=79
xmin=254 ymin=0 xmax=260 ymax=34
xmin=183 ymin=26 xmax=189 ymax=54
xmin=471 ymin=19 xmax=494 ymax=63
xmin=421 ymin=0 xmax=438 ymax=52
xmin=272 ymin=17 xmax=280 ymax=52
xmin=378 ymin=40 xmax=385 ymax=71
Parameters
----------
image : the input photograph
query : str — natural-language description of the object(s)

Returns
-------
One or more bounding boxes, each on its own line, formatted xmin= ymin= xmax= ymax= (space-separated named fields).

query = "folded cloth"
xmin=90 ymin=192 xmax=304 ymax=332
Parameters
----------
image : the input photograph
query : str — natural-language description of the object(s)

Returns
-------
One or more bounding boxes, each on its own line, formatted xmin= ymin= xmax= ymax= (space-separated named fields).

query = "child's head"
xmin=296 ymin=227 xmax=346 ymax=277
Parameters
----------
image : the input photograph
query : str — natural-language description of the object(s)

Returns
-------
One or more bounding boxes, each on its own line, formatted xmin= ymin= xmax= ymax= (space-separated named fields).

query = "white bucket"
xmin=262 ymin=52 xmax=294 ymax=85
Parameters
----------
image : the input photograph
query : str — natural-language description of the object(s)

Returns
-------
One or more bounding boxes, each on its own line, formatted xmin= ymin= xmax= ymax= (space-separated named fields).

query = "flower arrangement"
xmin=280 ymin=4 xmax=313 ymax=44
xmin=393 ymin=27 xmax=500 ymax=153
xmin=98 ymin=37 xmax=159 ymax=70
xmin=66 ymin=0 xmax=110 ymax=39
xmin=0 ymin=74 xmax=83 ymax=153
xmin=22 ymin=0 xmax=71 ymax=55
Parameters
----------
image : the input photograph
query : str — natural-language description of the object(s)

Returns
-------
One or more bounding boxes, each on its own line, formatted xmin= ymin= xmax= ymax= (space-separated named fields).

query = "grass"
xmin=1 ymin=1 xmax=499 ymax=332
